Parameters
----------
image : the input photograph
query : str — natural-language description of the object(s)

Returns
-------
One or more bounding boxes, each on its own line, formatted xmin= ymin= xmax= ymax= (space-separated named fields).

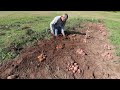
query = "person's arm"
xmin=61 ymin=22 xmax=66 ymax=36
xmin=61 ymin=28 xmax=65 ymax=36
xmin=50 ymin=16 xmax=60 ymax=30
xmin=50 ymin=23 xmax=54 ymax=34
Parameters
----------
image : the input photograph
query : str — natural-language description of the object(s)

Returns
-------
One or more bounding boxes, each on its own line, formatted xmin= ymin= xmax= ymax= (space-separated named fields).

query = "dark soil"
xmin=0 ymin=23 xmax=120 ymax=79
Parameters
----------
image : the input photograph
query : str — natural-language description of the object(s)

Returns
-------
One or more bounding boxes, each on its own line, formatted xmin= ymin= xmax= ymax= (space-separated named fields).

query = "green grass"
xmin=104 ymin=20 xmax=120 ymax=56
xmin=0 ymin=11 xmax=120 ymax=61
xmin=0 ymin=15 xmax=56 ymax=61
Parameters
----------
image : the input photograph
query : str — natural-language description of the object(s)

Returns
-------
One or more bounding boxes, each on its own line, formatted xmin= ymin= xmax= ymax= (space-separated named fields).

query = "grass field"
xmin=0 ymin=11 xmax=120 ymax=61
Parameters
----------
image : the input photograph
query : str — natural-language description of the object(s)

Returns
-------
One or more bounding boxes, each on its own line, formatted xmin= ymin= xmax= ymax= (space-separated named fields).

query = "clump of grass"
xmin=65 ymin=18 xmax=103 ymax=31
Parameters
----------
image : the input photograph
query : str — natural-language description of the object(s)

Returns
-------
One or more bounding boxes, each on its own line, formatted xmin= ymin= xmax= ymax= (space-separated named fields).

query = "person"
xmin=50 ymin=14 xmax=68 ymax=37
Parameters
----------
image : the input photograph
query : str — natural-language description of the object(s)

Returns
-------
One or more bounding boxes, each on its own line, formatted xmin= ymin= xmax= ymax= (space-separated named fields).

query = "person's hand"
xmin=63 ymin=35 xmax=67 ymax=39
xmin=63 ymin=35 xmax=65 ymax=37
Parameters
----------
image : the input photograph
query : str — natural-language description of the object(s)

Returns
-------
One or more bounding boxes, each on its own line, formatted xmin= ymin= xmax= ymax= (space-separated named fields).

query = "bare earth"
xmin=0 ymin=23 xmax=120 ymax=79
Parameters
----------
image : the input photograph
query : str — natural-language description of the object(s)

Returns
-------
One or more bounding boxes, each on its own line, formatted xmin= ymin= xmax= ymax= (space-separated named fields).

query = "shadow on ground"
xmin=65 ymin=31 xmax=86 ymax=36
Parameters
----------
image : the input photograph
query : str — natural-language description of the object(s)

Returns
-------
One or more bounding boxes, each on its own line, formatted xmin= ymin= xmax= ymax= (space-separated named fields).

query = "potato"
xmin=73 ymin=66 xmax=78 ymax=72
xmin=7 ymin=75 xmax=16 ymax=79
xmin=37 ymin=54 xmax=46 ymax=62
xmin=74 ymin=63 xmax=77 ymax=66
xmin=77 ymin=69 xmax=81 ymax=74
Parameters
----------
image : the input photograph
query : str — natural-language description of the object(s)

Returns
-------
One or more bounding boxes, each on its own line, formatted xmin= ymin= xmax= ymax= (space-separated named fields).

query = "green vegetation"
xmin=105 ymin=20 xmax=120 ymax=56
xmin=0 ymin=11 xmax=120 ymax=61
xmin=0 ymin=16 xmax=55 ymax=61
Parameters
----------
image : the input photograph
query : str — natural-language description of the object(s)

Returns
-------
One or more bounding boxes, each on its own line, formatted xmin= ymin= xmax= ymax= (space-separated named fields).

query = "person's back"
xmin=50 ymin=16 xmax=65 ymax=29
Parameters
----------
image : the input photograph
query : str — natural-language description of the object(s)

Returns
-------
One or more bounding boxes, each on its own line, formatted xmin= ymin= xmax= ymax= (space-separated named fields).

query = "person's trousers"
xmin=50 ymin=25 xmax=61 ymax=36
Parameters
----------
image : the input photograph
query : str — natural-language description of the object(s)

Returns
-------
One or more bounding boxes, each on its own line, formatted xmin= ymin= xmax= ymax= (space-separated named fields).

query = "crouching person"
xmin=50 ymin=14 xmax=68 ymax=37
